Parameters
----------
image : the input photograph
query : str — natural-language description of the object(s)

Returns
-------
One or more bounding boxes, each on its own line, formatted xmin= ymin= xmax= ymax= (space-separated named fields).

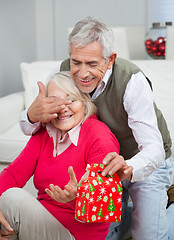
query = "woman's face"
xmin=47 ymin=81 xmax=85 ymax=137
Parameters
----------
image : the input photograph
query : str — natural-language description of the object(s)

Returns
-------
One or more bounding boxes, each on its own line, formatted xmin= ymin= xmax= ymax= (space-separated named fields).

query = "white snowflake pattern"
xmin=109 ymin=178 xmax=113 ymax=182
xmin=117 ymin=197 xmax=122 ymax=203
xmin=105 ymin=215 xmax=110 ymax=220
xmin=99 ymin=187 xmax=106 ymax=195
xmin=89 ymin=197 xmax=94 ymax=203
xmin=109 ymin=212 xmax=114 ymax=216
xmin=84 ymin=185 xmax=89 ymax=191
xmin=105 ymin=180 xmax=110 ymax=185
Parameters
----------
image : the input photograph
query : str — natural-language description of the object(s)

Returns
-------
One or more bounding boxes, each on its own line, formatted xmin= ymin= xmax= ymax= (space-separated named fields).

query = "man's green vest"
xmin=60 ymin=58 xmax=172 ymax=160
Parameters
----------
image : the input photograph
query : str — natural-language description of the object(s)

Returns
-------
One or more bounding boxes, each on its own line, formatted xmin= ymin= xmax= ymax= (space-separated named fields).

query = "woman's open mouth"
xmin=58 ymin=115 xmax=72 ymax=120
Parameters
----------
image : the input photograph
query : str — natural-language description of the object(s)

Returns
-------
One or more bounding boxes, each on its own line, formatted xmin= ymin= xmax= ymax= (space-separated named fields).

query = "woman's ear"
xmin=107 ymin=52 xmax=117 ymax=69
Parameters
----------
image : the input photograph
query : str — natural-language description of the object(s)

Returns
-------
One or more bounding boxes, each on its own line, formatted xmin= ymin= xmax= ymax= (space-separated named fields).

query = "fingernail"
xmin=101 ymin=172 xmax=105 ymax=176
xmin=103 ymin=161 xmax=106 ymax=165
xmin=109 ymin=171 xmax=112 ymax=175
xmin=8 ymin=226 xmax=14 ymax=232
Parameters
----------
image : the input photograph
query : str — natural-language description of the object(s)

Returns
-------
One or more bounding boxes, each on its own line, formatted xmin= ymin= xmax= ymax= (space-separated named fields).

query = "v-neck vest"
xmin=60 ymin=58 xmax=172 ymax=159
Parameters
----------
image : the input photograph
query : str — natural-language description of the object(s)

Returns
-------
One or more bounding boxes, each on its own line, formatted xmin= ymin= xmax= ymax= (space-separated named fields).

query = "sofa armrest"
xmin=0 ymin=91 xmax=25 ymax=134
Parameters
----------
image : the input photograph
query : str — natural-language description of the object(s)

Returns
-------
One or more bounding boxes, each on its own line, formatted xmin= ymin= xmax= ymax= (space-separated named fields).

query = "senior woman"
xmin=0 ymin=72 xmax=120 ymax=240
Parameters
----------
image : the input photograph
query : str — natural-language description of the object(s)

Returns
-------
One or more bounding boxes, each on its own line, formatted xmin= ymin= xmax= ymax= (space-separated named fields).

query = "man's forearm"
xmin=20 ymin=109 xmax=41 ymax=136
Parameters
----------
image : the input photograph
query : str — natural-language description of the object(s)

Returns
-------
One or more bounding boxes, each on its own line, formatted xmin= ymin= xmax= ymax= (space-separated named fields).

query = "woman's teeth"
xmin=58 ymin=115 xmax=72 ymax=120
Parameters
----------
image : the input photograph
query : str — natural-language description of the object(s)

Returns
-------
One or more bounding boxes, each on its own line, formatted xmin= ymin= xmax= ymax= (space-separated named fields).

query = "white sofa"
xmin=0 ymin=60 xmax=174 ymax=195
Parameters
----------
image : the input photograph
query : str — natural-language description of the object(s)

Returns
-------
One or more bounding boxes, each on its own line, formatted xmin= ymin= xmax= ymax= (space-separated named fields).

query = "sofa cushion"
xmin=0 ymin=123 xmax=30 ymax=163
xmin=20 ymin=61 xmax=61 ymax=109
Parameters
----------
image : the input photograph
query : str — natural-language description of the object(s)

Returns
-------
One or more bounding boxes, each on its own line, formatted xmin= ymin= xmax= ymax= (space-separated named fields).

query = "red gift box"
xmin=75 ymin=163 xmax=123 ymax=223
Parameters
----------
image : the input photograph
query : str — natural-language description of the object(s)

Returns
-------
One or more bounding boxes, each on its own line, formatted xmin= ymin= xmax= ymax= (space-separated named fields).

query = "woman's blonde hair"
xmin=47 ymin=71 xmax=97 ymax=122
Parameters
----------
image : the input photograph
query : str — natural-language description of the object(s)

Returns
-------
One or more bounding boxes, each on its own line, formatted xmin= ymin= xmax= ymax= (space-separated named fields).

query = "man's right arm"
xmin=20 ymin=80 xmax=72 ymax=136
xmin=20 ymin=63 xmax=63 ymax=136
xmin=20 ymin=109 xmax=42 ymax=136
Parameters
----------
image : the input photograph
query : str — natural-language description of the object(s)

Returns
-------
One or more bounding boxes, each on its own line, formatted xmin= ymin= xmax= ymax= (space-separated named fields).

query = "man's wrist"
xmin=27 ymin=112 xmax=36 ymax=124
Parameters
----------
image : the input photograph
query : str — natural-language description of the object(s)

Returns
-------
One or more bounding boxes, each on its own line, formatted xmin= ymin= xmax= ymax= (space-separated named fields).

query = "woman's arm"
xmin=0 ymin=130 xmax=43 ymax=196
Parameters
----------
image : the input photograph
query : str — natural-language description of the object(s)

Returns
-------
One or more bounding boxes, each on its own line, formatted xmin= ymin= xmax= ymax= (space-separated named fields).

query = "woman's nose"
xmin=59 ymin=105 xmax=69 ymax=114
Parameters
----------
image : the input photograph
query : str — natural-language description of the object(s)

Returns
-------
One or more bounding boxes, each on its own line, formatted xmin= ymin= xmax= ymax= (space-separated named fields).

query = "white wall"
xmin=0 ymin=0 xmax=147 ymax=97
xmin=0 ymin=0 xmax=36 ymax=97
xmin=147 ymin=0 xmax=174 ymax=29
xmin=54 ymin=0 xmax=146 ymax=60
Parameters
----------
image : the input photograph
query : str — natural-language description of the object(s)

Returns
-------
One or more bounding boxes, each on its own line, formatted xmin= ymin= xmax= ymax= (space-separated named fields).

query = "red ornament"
xmin=157 ymin=37 xmax=165 ymax=44
xmin=145 ymin=38 xmax=153 ymax=46
xmin=158 ymin=42 xmax=165 ymax=54
xmin=145 ymin=36 xmax=166 ymax=59
xmin=151 ymin=41 xmax=158 ymax=53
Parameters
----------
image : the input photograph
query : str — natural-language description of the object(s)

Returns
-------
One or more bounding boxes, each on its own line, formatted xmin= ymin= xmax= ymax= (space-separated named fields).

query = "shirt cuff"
xmin=20 ymin=109 xmax=41 ymax=135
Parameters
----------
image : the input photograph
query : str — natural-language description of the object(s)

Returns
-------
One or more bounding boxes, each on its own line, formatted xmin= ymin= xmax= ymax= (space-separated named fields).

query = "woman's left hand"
xmin=45 ymin=166 xmax=77 ymax=203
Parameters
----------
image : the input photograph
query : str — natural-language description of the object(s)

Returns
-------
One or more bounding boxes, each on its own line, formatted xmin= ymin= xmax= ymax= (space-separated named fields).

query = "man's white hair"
xmin=68 ymin=16 xmax=114 ymax=61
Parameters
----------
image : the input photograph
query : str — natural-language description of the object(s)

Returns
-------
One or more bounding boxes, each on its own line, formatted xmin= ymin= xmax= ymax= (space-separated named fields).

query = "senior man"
xmin=19 ymin=17 xmax=174 ymax=239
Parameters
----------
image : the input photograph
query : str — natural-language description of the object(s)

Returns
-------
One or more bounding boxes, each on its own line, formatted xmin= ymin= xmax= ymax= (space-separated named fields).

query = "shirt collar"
xmin=102 ymin=67 xmax=113 ymax=86
xmin=64 ymin=122 xmax=81 ymax=146
xmin=46 ymin=121 xmax=81 ymax=147
xmin=92 ymin=67 xmax=112 ymax=100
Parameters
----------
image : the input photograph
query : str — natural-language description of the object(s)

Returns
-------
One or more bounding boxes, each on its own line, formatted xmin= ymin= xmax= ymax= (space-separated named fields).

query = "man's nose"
xmin=79 ymin=64 xmax=89 ymax=79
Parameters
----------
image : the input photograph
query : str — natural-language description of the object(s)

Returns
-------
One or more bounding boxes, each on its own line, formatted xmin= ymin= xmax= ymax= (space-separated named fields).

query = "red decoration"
xmin=145 ymin=37 xmax=166 ymax=59
xmin=75 ymin=163 xmax=123 ymax=223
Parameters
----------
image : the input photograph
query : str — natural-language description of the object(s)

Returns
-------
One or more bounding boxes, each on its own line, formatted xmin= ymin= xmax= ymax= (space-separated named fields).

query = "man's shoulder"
xmin=114 ymin=57 xmax=140 ymax=74
xmin=60 ymin=58 xmax=70 ymax=71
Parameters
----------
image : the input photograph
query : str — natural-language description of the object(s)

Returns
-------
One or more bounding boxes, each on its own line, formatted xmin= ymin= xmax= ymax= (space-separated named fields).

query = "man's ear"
xmin=107 ymin=52 xmax=117 ymax=69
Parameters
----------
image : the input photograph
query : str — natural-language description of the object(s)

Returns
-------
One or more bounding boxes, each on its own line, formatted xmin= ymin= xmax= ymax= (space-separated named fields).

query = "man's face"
xmin=70 ymin=41 xmax=115 ymax=93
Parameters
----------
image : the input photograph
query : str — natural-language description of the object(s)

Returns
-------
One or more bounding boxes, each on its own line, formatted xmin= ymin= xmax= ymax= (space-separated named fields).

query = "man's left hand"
xmin=102 ymin=152 xmax=133 ymax=181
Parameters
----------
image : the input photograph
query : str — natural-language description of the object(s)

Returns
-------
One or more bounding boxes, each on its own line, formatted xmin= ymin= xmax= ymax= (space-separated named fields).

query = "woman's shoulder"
xmin=31 ymin=127 xmax=50 ymax=141
xmin=81 ymin=115 xmax=117 ymax=142
xmin=80 ymin=115 xmax=120 ymax=154
xmin=82 ymin=115 xmax=111 ymax=132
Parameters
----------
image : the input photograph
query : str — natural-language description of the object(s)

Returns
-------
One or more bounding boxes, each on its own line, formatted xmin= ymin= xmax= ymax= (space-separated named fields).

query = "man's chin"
xmin=78 ymin=85 xmax=95 ymax=94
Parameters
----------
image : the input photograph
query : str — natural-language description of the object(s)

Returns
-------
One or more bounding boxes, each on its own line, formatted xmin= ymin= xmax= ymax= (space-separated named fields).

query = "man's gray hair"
xmin=68 ymin=16 xmax=114 ymax=61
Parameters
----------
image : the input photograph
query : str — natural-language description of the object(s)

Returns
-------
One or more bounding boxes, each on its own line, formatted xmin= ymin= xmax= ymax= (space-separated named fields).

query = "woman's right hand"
xmin=45 ymin=166 xmax=78 ymax=203
xmin=0 ymin=210 xmax=14 ymax=239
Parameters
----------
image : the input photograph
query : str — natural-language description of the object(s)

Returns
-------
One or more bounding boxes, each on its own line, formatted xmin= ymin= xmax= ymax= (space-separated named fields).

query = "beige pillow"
xmin=20 ymin=61 xmax=61 ymax=108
